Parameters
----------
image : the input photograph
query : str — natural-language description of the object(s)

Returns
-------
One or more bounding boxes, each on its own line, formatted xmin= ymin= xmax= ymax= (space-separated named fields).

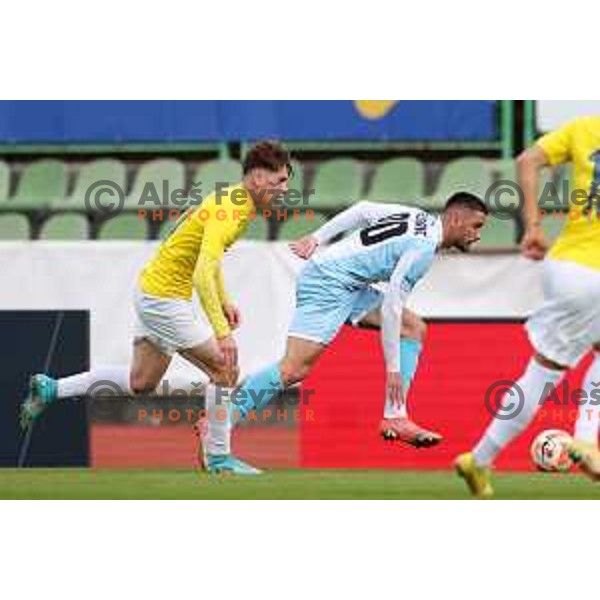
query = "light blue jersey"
xmin=289 ymin=202 xmax=442 ymax=367
xmin=312 ymin=205 xmax=440 ymax=290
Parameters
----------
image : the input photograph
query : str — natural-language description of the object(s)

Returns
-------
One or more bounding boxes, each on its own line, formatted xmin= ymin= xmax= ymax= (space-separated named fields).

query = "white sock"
xmin=152 ymin=373 xmax=207 ymax=395
xmin=204 ymin=384 xmax=232 ymax=456
xmin=473 ymin=358 xmax=564 ymax=467
xmin=57 ymin=366 xmax=131 ymax=398
xmin=574 ymin=354 xmax=600 ymax=446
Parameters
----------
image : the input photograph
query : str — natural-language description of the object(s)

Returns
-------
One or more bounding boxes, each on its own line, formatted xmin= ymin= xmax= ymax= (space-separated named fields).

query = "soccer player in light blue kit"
xmin=200 ymin=193 xmax=488 ymax=471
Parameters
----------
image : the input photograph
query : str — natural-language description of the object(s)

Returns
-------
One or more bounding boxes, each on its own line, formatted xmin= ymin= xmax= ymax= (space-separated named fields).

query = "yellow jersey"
xmin=139 ymin=183 xmax=254 ymax=337
xmin=537 ymin=116 xmax=600 ymax=271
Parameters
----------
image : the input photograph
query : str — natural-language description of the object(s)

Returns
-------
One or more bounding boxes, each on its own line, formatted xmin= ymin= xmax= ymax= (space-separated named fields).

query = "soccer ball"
xmin=530 ymin=429 xmax=573 ymax=472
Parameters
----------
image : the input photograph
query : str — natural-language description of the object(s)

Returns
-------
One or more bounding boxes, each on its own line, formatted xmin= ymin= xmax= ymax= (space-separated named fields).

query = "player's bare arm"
xmin=517 ymin=145 xmax=550 ymax=260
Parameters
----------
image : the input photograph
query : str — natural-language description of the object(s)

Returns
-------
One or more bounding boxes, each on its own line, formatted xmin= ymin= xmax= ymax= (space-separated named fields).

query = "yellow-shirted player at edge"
xmin=20 ymin=140 xmax=292 ymax=475
xmin=456 ymin=115 xmax=600 ymax=497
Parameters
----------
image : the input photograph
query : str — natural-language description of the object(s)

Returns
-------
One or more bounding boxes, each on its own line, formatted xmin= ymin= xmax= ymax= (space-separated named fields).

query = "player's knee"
xmin=129 ymin=372 xmax=159 ymax=395
xmin=200 ymin=351 xmax=230 ymax=384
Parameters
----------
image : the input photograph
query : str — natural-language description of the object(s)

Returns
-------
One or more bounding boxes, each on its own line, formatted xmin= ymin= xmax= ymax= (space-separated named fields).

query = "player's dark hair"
xmin=443 ymin=192 xmax=489 ymax=215
xmin=243 ymin=140 xmax=293 ymax=177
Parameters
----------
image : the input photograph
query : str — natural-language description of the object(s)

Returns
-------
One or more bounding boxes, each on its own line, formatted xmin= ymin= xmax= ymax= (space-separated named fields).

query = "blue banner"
xmin=0 ymin=100 xmax=497 ymax=143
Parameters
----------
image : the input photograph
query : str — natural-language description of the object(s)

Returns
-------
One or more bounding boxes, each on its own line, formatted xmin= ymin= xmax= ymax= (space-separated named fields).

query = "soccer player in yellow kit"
xmin=456 ymin=116 xmax=600 ymax=497
xmin=20 ymin=141 xmax=292 ymax=475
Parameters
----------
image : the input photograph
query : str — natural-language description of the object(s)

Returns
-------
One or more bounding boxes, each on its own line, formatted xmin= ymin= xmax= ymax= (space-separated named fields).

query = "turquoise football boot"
xmin=205 ymin=454 xmax=263 ymax=475
xmin=19 ymin=374 xmax=58 ymax=429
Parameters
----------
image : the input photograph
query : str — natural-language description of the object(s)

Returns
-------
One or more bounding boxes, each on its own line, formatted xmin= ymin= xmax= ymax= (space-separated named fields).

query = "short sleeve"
xmin=537 ymin=120 xmax=577 ymax=165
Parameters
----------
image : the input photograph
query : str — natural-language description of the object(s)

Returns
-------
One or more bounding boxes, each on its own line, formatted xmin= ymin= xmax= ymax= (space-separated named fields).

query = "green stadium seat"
xmin=478 ymin=215 xmax=517 ymax=249
xmin=277 ymin=212 xmax=328 ymax=240
xmin=58 ymin=159 xmax=127 ymax=210
xmin=126 ymin=159 xmax=185 ymax=210
xmin=283 ymin=160 xmax=312 ymax=209
xmin=290 ymin=160 xmax=304 ymax=193
xmin=367 ymin=158 xmax=425 ymax=204
xmin=40 ymin=214 xmax=89 ymax=240
xmin=0 ymin=161 xmax=10 ymax=208
xmin=427 ymin=158 xmax=493 ymax=210
xmin=11 ymin=159 xmax=67 ymax=208
xmin=494 ymin=158 xmax=518 ymax=182
xmin=284 ymin=159 xmax=306 ymax=208
xmin=311 ymin=159 xmax=363 ymax=210
xmin=0 ymin=214 xmax=30 ymax=239
xmin=99 ymin=214 xmax=148 ymax=240
xmin=191 ymin=159 xmax=242 ymax=203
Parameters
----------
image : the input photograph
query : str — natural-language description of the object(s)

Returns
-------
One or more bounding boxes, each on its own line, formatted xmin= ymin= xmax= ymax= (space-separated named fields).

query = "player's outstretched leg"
xmin=20 ymin=340 xmax=166 ymax=434
xmin=193 ymin=384 xmax=262 ymax=475
xmin=231 ymin=336 xmax=323 ymax=424
xmin=181 ymin=341 xmax=263 ymax=475
xmin=198 ymin=361 xmax=285 ymax=475
xmin=19 ymin=374 xmax=58 ymax=428
xmin=369 ymin=310 xmax=442 ymax=447
xmin=454 ymin=452 xmax=493 ymax=499
xmin=574 ymin=351 xmax=600 ymax=447
xmin=567 ymin=440 xmax=600 ymax=481
xmin=569 ymin=350 xmax=600 ymax=481
xmin=198 ymin=336 xmax=325 ymax=473
xmin=379 ymin=337 xmax=441 ymax=447
xmin=455 ymin=355 xmax=564 ymax=498
xmin=19 ymin=365 xmax=134 ymax=429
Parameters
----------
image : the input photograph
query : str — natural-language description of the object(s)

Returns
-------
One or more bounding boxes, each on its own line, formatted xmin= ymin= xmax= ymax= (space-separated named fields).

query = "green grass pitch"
xmin=0 ymin=469 xmax=599 ymax=499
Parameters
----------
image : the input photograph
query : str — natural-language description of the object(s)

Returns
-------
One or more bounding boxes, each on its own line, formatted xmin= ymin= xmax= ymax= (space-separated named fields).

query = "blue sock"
xmin=384 ymin=338 xmax=422 ymax=419
xmin=234 ymin=362 xmax=284 ymax=419
xmin=401 ymin=338 xmax=422 ymax=393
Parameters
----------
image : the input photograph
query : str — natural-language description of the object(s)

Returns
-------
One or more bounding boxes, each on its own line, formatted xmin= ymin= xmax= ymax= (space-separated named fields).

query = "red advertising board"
xmin=300 ymin=321 xmax=592 ymax=471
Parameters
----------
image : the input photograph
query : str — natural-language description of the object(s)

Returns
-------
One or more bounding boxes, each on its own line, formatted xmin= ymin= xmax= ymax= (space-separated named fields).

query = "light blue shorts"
xmin=289 ymin=262 xmax=383 ymax=345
